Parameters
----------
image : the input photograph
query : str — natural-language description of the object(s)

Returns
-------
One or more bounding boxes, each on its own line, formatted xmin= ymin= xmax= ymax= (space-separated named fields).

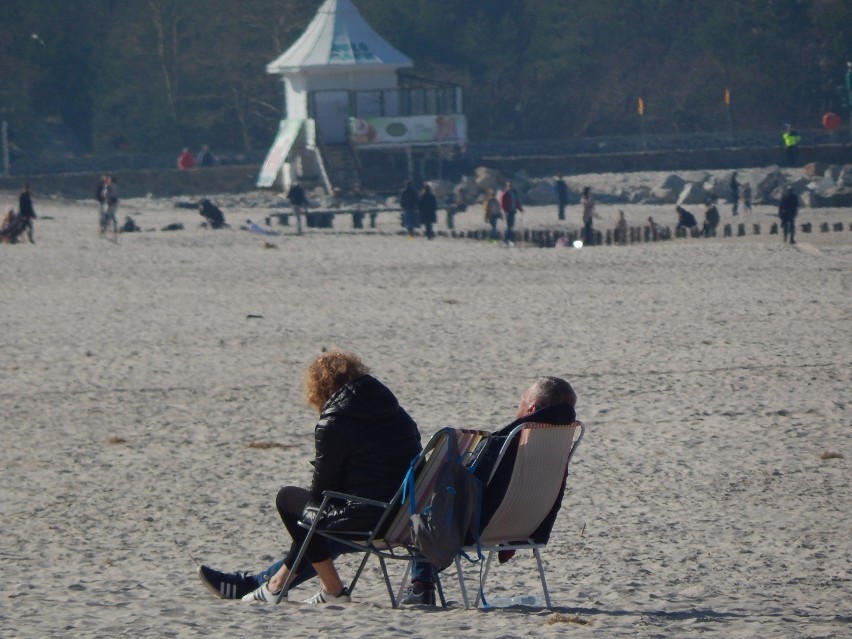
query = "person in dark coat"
xmin=230 ymin=351 xmax=421 ymax=605
xmin=778 ymin=187 xmax=799 ymax=244
xmin=199 ymin=199 xmax=226 ymax=229
xmin=555 ymin=174 xmax=569 ymax=221
xmin=702 ymin=200 xmax=720 ymax=237
xmin=399 ymin=180 xmax=419 ymax=236
xmin=17 ymin=183 xmax=37 ymax=243
xmin=418 ymin=182 xmax=438 ymax=240
xmin=287 ymin=182 xmax=309 ymax=235
xmin=675 ymin=205 xmax=698 ymax=233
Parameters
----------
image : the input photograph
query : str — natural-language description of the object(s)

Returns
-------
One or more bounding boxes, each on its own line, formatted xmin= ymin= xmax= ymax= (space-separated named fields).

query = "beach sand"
xmin=1 ymin=178 xmax=850 ymax=638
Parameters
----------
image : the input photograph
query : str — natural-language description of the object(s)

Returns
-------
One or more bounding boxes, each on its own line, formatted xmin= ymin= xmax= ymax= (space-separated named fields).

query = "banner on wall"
xmin=348 ymin=115 xmax=467 ymax=146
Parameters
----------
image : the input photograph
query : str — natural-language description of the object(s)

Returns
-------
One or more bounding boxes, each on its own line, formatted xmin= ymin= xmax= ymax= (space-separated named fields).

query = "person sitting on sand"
xmin=199 ymin=375 xmax=579 ymax=608
xmin=199 ymin=199 xmax=226 ymax=229
xmin=675 ymin=206 xmax=698 ymax=233
xmin=232 ymin=350 xmax=422 ymax=605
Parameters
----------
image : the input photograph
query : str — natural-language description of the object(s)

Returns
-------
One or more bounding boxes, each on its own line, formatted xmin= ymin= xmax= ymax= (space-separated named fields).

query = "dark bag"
xmin=409 ymin=429 xmax=482 ymax=571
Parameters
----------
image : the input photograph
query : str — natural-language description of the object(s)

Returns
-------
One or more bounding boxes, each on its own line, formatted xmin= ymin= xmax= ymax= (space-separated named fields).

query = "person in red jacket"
xmin=177 ymin=148 xmax=196 ymax=170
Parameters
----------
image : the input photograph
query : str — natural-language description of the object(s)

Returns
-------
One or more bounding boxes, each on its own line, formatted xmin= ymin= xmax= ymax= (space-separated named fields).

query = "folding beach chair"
xmin=280 ymin=427 xmax=490 ymax=607
xmin=454 ymin=420 xmax=585 ymax=609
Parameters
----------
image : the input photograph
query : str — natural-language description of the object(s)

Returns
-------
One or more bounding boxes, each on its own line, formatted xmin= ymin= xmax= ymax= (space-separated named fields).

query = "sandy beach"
xmin=1 ymin=174 xmax=850 ymax=638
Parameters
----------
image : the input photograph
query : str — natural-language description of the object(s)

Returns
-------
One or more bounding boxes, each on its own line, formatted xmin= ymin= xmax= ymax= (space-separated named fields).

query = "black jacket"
xmin=399 ymin=185 xmax=418 ymax=211
xmin=418 ymin=191 xmax=438 ymax=224
xmin=778 ymin=191 xmax=799 ymax=220
xmin=311 ymin=375 xmax=421 ymax=510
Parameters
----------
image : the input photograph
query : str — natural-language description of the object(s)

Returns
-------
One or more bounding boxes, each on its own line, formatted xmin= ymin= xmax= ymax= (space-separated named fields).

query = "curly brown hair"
xmin=304 ymin=350 xmax=370 ymax=412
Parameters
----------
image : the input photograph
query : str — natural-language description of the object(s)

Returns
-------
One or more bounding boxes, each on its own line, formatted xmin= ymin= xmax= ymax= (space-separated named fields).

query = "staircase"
xmin=319 ymin=143 xmax=362 ymax=195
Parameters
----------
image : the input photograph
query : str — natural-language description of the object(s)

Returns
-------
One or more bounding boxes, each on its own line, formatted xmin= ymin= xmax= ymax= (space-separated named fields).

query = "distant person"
xmin=614 ymin=210 xmax=628 ymax=244
xmin=500 ymin=181 xmax=523 ymax=245
xmin=245 ymin=219 xmax=276 ymax=236
xmin=445 ymin=186 xmax=467 ymax=230
xmin=778 ymin=187 xmax=799 ymax=245
xmin=95 ymin=175 xmax=107 ymax=225
xmin=287 ymin=182 xmax=309 ymax=236
xmin=741 ymin=183 xmax=753 ymax=214
xmin=177 ymin=147 xmax=196 ymax=170
xmin=197 ymin=144 xmax=216 ymax=168
xmin=675 ymin=205 xmax=698 ymax=233
xmin=17 ymin=183 xmax=37 ymax=243
xmin=701 ymin=200 xmax=720 ymax=237
xmin=418 ymin=182 xmax=438 ymax=240
xmin=580 ymin=186 xmax=597 ymax=245
xmin=483 ymin=189 xmax=502 ymax=240
xmin=121 ymin=216 xmax=141 ymax=233
xmin=782 ymin=124 xmax=800 ymax=167
xmin=647 ymin=216 xmax=659 ymax=240
xmin=100 ymin=175 xmax=119 ymax=235
xmin=730 ymin=172 xmax=739 ymax=216
xmin=199 ymin=199 xmax=227 ymax=229
xmin=554 ymin=174 xmax=569 ymax=221
xmin=399 ymin=180 xmax=418 ymax=237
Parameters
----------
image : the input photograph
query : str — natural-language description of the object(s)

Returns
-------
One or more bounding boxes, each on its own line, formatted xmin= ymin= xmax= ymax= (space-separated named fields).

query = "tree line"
xmin=0 ymin=0 xmax=849 ymax=155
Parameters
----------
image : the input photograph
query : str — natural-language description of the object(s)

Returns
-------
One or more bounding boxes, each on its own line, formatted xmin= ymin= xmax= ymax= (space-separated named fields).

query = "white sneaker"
xmin=302 ymin=587 xmax=351 ymax=604
xmin=241 ymin=581 xmax=287 ymax=604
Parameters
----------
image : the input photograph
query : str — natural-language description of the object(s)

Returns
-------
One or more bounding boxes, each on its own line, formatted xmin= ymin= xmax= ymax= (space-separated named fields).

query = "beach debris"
xmin=546 ymin=614 xmax=592 ymax=626
xmin=246 ymin=314 xmax=263 ymax=319
xmin=819 ymin=451 xmax=844 ymax=460
xmin=107 ymin=436 xmax=127 ymax=445
xmin=161 ymin=222 xmax=184 ymax=231
xmin=263 ymin=241 xmax=278 ymax=249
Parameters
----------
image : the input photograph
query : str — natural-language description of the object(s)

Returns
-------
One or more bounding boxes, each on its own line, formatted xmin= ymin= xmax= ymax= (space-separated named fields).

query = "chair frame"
xmin=454 ymin=420 xmax=585 ymax=609
xmin=278 ymin=427 xmax=490 ymax=607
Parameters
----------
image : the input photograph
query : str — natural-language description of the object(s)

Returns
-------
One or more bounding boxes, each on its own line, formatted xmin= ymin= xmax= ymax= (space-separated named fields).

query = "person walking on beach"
xmin=95 ymin=175 xmax=107 ymax=227
xmin=100 ymin=175 xmax=119 ymax=236
xmin=500 ymin=181 xmax=523 ymax=246
xmin=418 ymin=182 xmax=438 ymax=240
xmin=555 ymin=174 xmax=569 ymax=221
xmin=581 ymin=186 xmax=596 ymax=245
xmin=17 ymin=183 xmax=37 ymax=243
xmin=483 ymin=189 xmax=502 ymax=241
xmin=702 ymin=200 xmax=720 ymax=237
xmin=778 ymin=187 xmax=799 ymax=244
xmin=730 ymin=172 xmax=739 ymax=216
xmin=399 ymin=180 xmax=418 ymax=237
xmin=287 ymin=181 xmax=309 ymax=235
xmin=177 ymin=147 xmax=196 ymax=170
xmin=741 ymin=183 xmax=753 ymax=214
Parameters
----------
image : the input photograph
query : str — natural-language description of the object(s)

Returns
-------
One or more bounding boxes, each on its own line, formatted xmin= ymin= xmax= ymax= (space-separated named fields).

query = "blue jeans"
xmin=489 ymin=218 xmax=499 ymax=240
xmin=403 ymin=209 xmax=417 ymax=236
xmin=504 ymin=211 xmax=516 ymax=244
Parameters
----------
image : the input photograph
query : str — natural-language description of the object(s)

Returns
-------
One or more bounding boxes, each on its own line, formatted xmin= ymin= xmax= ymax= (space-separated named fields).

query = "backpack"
xmin=409 ymin=429 xmax=483 ymax=571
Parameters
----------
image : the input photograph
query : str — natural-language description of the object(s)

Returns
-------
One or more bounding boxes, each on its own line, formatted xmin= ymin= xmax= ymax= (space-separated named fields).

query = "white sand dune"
xmin=1 ymin=183 xmax=850 ymax=638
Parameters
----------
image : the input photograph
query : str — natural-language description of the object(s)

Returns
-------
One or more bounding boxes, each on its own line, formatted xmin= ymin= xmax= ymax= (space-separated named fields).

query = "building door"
xmin=313 ymin=91 xmax=349 ymax=144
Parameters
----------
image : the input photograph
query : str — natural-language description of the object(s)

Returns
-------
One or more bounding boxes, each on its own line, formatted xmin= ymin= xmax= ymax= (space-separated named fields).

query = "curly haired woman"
xmin=242 ymin=350 xmax=421 ymax=604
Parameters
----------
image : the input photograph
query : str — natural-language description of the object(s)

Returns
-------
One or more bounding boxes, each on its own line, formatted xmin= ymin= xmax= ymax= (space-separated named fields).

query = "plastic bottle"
xmin=486 ymin=594 xmax=544 ymax=607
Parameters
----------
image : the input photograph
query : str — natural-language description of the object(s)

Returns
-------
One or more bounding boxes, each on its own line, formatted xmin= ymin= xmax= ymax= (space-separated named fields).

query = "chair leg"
xmin=473 ymin=551 xmax=494 ymax=608
xmin=394 ymin=561 xmax=413 ymax=604
xmin=435 ymin=571 xmax=448 ymax=608
xmin=377 ymin=556 xmax=398 ymax=608
xmin=346 ymin=550 xmax=375 ymax=600
xmin=454 ymin=555 xmax=470 ymax=609
xmin=532 ymin=548 xmax=552 ymax=609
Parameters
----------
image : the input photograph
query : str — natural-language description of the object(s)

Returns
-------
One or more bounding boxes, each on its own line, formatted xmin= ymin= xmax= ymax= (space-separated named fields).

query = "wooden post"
xmin=737 ymin=223 xmax=745 ymax=236
xmin=753 ymin=224 xmax=761 ymax=235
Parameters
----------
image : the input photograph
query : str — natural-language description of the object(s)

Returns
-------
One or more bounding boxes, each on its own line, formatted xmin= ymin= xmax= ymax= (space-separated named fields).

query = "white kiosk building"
xmin=258 ymin=0 xmax=466 ymax=193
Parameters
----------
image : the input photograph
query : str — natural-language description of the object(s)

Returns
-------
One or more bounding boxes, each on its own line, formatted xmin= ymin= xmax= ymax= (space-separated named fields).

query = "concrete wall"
xmin=0 ymin=166 xmax=264 ymax=200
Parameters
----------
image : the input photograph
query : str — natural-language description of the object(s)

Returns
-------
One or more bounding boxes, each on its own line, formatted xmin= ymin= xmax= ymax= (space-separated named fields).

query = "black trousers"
xmin=781 ymin=218 xmax=796 ymax=242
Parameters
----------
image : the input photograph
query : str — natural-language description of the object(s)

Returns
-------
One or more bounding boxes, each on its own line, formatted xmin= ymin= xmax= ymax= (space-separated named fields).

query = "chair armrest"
xmin=321 ymin=490 xmax=389 ymax=509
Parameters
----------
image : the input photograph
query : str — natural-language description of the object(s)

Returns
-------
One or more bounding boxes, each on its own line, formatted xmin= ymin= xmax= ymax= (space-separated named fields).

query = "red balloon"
xmin=822 ymin=112 xmax=841 ymax=131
